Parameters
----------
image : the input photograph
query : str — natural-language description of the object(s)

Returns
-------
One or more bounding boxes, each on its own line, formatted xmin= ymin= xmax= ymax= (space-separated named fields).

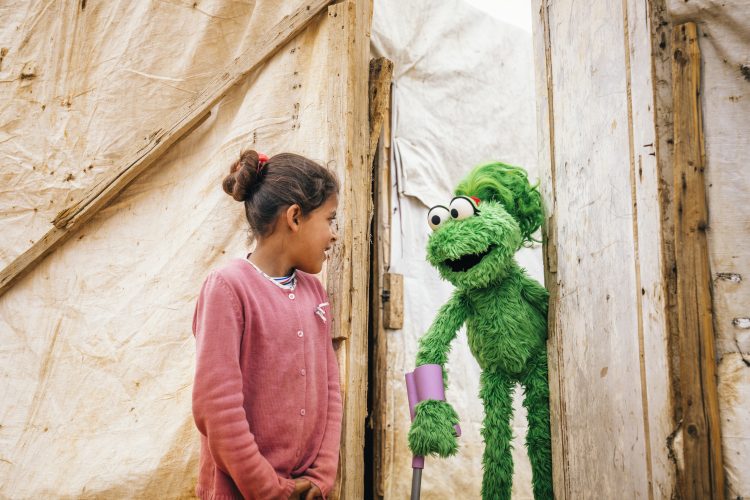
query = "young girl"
xmin=192 ymin=150 xmax=342 ymax=500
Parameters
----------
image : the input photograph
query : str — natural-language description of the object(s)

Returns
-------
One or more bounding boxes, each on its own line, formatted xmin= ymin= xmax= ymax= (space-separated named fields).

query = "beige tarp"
xmin=0 ymin=1 xmax=341 ymax=497
xmin=667 ymin=1 xmax=750 ymax=496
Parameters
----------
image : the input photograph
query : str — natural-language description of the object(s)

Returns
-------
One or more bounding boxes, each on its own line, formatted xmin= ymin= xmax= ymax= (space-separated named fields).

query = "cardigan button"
xmin=300 ymin=408 xmax=306 ymax=416
xmin=288 ymin=293 xmax=295 ymax=300
xmin=300 ymin=369 xmax=306 ymax=376
xmin=297 ymin=330 xmax=304 ymax=338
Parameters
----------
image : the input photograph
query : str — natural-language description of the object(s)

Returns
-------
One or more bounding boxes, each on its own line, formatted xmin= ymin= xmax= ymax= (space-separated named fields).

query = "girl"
xmin=192 ymin=150 xmax=342 ymax=500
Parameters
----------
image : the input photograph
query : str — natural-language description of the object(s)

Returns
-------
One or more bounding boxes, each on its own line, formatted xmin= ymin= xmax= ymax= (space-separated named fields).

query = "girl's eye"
xmin=449 ymin=196 xmax=479 ymax=220
xmin=427 ymin=206 xmax=451 ymax=231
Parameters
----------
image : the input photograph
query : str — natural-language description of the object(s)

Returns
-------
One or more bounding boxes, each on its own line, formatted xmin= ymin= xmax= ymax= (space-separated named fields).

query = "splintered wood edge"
xmin=368 ymin=57 xmax=394 ymax=161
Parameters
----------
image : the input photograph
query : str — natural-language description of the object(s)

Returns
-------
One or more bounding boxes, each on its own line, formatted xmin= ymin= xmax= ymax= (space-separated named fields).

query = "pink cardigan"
xmin=192 ymin=258 xmax=342 ymax=500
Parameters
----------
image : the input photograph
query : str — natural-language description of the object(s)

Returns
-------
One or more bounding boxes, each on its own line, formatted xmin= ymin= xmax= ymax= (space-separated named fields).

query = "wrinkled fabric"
xmin=0 ymin=1 xmax=340 ymax=497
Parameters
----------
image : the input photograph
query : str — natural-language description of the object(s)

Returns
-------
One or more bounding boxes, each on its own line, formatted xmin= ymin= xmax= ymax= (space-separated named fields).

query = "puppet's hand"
xmin=408 ymin=399 xmax=459 ymax=457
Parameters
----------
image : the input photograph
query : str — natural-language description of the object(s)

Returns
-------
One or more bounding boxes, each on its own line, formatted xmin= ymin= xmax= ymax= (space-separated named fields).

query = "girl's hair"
xmin=222 ymin=150 xmax=339 ymax=238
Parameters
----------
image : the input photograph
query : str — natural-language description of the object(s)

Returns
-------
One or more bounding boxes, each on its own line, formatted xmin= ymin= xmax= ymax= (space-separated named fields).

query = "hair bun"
xmin=222 ymin=150 xmax=262 ymax=201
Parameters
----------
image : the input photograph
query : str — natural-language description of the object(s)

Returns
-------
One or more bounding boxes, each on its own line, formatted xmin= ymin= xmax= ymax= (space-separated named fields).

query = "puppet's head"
xmin=425 ymin=162 xmax=543 ymax=290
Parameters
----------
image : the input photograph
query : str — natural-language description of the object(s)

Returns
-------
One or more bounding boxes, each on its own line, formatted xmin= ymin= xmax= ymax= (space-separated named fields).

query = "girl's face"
xmin=292 ymin=194 xmax=339 ymax=274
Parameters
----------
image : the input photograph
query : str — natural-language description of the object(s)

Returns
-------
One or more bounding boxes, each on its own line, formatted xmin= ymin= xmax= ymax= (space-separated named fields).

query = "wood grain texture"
xmin=369 ymin=93 xmax=393 ymax=499
xmin=622 ymin=0 xmax=678 ymax=496
xmin=324 ymin=1 xmax=373 ymax=498
xmin=368 ymin=58 xmax=394 ymax=164
xmin=532 ymin=0 xmax=678 ymax=497
xmin=0 ymin=0 xmax=334 ymax=299
xmin=649 ymin=2 xmax=683 ymax=430
xmin=671 ymin=22 xmax=725 ymax=500
xmin=531 ymin=1 xmax=567 ymax=496
xmin=382 ymin=272 xmax=403 ymax=330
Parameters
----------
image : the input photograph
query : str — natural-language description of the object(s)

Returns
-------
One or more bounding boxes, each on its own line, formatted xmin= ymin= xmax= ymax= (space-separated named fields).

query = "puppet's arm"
xmin=519 ymin=272 xmax=549 ymax=320
xmin=415 ymin=292 xmax=468 ymax=370
xmin=408 ymin=292 xmax=468 ymax=457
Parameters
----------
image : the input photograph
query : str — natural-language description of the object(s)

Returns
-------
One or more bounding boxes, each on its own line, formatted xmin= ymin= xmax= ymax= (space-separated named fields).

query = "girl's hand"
xmin=290 ymin=478 xmax=311 ymax=499
xmin=304 ymin=483 xmax=322 ymax=499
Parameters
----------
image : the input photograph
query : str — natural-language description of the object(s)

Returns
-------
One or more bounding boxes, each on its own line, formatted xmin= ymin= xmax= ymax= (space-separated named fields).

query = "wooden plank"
xmin=367 ymin=58 xmax=393 ymax=498
xmin=671 ymin=22 xmax=725 ymax=500
xmin=324 ymin=1 xmax=373 ymax=498
xmin=533 ymin=0 xmax=682 ymax=496
xmin=368 ymin=131 xmax=386 ymax=499
xmin=531 ymin=1 xmax=567 ymax=497
xmin=533 ymin=0 xmax=662 ymax=497
xmin=382 ymin=272 xmax=403 ymax=330
xmin=622 ymin=0 xmax=678 ymax=497
xmin=645 ymin=3 xmax=685 ymax=493
xmin=649 ymin=3 xmax=683 ymax=431
xmin=0 ymin=0 xmax=333 ymax=298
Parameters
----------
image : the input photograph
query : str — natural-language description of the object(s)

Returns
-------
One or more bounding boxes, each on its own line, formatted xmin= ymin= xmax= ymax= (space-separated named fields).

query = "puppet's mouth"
xmin=443 ymin=245 xmax=494 ymax=272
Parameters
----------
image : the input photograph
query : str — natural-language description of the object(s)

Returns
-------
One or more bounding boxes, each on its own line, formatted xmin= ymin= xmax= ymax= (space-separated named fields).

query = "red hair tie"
xmin=256 ymin=153 xmax=269 ymax=175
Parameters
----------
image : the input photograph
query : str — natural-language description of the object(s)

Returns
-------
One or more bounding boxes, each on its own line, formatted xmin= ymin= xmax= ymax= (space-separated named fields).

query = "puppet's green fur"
xmin=408 ymin=162 xmax=553 ymax=499
xmin=408 ymin=399 xmax=460 ymax=457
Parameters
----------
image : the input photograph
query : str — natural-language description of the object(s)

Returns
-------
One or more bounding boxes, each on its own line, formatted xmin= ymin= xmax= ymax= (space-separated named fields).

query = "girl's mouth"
xmin=443 ymin=245 xmax=494 ymax=272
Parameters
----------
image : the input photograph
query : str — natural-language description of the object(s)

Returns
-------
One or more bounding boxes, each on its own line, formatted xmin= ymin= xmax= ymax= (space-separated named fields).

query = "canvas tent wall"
xmin=0 ymin=1 xmax=372 ymax=498
xmin=369 ymin=1 xmax=542 ymax=497
xmin=532 ymin=0 xmax=749 ymax=497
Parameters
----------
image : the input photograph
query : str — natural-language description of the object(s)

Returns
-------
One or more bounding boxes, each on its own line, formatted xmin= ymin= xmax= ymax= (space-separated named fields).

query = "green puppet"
xmin=408 ymin=162 xmax=552 ymax=499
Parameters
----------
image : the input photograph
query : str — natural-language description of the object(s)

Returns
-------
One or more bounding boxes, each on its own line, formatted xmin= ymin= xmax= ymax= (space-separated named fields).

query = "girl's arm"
xmin=192 ymin=272 xmax=296 ymax=500
xmin=300 ymin=338 xmax=342 ymax=499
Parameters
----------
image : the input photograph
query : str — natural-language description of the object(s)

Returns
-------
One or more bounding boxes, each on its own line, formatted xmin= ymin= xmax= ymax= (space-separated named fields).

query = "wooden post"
xmin=671 ymin=22 xmax=725 ymax=500
xmin=368 ymin=68 xmax=393 ymax=498
xmin=325 ymin=1 xmax=373 ymax=498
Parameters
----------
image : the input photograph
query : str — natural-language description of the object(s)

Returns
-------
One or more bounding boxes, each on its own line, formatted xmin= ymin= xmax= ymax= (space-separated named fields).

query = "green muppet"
xmin=407 ymin=162 xmax=552 ymax=499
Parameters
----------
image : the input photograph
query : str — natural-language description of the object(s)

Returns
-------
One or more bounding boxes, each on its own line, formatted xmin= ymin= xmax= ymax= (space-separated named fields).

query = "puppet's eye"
xmin=427 ymin=206 xmax=451 ymax=231
xmin=449 ymin=196 xmax=479 ymax=220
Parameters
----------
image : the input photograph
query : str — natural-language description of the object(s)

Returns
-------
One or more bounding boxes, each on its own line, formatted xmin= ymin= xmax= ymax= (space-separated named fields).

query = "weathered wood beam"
xmin=0 ymin=0 xmax=333 ymax=298
xmin=671 ymin=22 xmax=725 ymax=500
xmin=324 ymin=1 xmax=373 ymax=498
xmin=367 ymin=55 xmax=393 ymax=497
xmin=532 ymin=0 xmax=567 ymax=497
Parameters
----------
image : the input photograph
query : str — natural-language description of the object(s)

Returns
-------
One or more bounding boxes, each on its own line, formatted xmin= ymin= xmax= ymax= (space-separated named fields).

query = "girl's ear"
xmin=286 ymin=204 xmax=302 ymax=232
